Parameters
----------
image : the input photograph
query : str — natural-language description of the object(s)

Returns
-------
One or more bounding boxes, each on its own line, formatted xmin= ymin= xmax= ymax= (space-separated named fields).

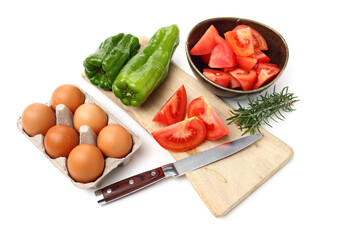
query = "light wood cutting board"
xmin=82 ymin=62 xmax=293 ymax=217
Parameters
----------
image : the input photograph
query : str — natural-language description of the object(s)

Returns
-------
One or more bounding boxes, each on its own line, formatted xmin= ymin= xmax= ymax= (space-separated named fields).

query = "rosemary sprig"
xmin=227 ymin=86 xmax=299 ymax=135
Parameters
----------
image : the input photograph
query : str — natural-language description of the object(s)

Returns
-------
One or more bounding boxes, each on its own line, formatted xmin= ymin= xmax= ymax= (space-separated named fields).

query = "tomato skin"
xmin=253 ymin=63 xmax=281 ymax=89
xmin=151 ymin=117 xmax=206 ymax=152
xmin=252 ymin=49 xmax=271 ymax=63
xmin=200 ymin=53 xmax=211 ymax=65
xmin=235 ymin=55 xmax=257 ymax=71
xmin=187 ymin=97 xmax=229 ymax=140
xmin=208 ymin=35 xmax=236 ymax=68
xmin=152 ymin=85 xmax=187 ymax=126
xmin=229 ymin=68 xmax=257 ymax=91
xmin=224 ymin=27 xmax=255 ymax=57
xmin=190 ymin=25 xmax=219 ymax=55
xmin=203 ymin=68 xmax=230 ymax=88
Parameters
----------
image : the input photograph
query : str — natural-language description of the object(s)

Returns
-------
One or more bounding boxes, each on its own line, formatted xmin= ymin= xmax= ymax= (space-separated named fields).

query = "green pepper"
xmin=83 ymin=33 xmax=140 ymax=90
xmin=113 ymin=24 xmax=180 ymax=106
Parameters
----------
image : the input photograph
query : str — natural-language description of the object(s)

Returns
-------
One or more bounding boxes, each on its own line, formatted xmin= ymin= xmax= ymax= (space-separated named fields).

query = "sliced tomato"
xmin=229 ymin=68 xmax=257 ymax=91
xmin=208 ymin=35 xmax=236 ymax=68
xmin=151 ymin=117 xmax=206 ymax=152
xmin=187 ymin=97 xmax=229 ymax=140
xmin=190 ymin=25 xmax=219 ymax=55
xmin=152 ymin=85 xmax=187 ymax=126
xmin=200 ymin=53 xmax=211 ymax=65
xmin=234 ymin=25 xmax=268 ymax=50
xmin=224 ymin=27 xmax=254 ymax=57
xmin=228 ymin=76 xmax=241 ymax=89
xmin=252 ymin=49 xmax=271 ymax=63
xmin=203 ymin=68 xmax=230 ymax=88
xmin=235 ymin=55 xmax=257 ymax=71
xmin=253 ymin=63 xmax=281 ymax=89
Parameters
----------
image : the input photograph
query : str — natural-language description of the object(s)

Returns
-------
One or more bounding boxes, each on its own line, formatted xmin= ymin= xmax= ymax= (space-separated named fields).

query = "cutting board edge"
xmin=194 ymin=145 xmax=294 ymax=217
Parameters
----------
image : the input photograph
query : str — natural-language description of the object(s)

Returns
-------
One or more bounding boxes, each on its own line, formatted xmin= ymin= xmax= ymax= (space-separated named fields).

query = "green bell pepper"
xmin=113 ymin=24 xmax=180 ymax=106
xmin=83 ymin=33 xmax=140 ymax=90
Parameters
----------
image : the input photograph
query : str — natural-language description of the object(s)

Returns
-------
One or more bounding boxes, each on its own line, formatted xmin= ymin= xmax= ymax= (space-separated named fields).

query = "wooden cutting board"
xmin=82 ymin=62 xmax=293 ymax=217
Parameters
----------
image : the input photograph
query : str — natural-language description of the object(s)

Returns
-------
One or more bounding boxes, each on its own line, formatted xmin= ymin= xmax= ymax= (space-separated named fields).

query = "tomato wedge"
xmin=253 ymin=63 xmax=281 ymax=89
xmin=252 ymin=49 xmax=271 ymax=63
xmin=187 ymin=97 xmax=229 ymax=140
xmin=203 ymin=68 xmax=230 ymax=88
xmin=151 ymin=117 xmax=206 ymax=152
xmin=224 ymin=27 xmax=255 ymax=57
xmin=152 ymin=85 xmax=187 ymax=126
xmin=229 ymin=68 xmax=257 ymax=91
xmin=235 ymin=55 xmax=257 ymax=71
xmin=200 ymin=53 xmax=211 ymax=65
xmin=234 ymin=25 xmax=268 ymax=50
xmin=190 ymin=25 xmax=219 ymax=55
xmin=208 ymin=35 xmax=236 ymax=68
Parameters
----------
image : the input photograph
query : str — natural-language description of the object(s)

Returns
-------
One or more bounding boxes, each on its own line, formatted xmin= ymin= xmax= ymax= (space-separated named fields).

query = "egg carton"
xmin=17 ymin=88 xmax=141 ymax=189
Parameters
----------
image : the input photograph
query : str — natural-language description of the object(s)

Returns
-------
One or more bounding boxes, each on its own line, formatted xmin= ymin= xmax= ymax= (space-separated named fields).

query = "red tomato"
xmin=253 ymin=63 xmax=281 ymax=89
xmin=229 ymin=68 xmax=257 ymax=91
xmin=152 ymin=85 xmax=187 ymax=126
xmin=208 ymin=35 xmax=236 ymax=68
xmin=224 ymin=27 xmax=255 ymax=57
xmin=234 ymin=25 xmax=268 ymax=50
xmin=190 ymin=25 xmax=219 ymax=55
xmin=151 ymin=117 xmax=206 ymax=152
xmin=235 ymin=55 xmax=257 ymax=71
xmin=228 ymin=76 xmax=241 ymax=89
xmin=203 ymin=68 xmax=230 ymax=88
xmin=187 ymin=97 xmax=229 ymax=140
xmin=252 ymin=49 xmax=271 ymax=63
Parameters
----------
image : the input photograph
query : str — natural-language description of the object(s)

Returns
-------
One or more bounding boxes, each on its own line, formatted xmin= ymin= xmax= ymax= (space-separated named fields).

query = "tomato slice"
xmin=187 ymin=97 xmax=229 ymax=140
xmin=203 ymin=68 xmax=230 ymax=88
xmin=228 ymin=75 xmax=241 ymax=89
xmin=224 ymin=27 xmax=254 ymax=57
xmin=252 ymin=49 xmax=271 ymax=63
xmin=229 ymin=68 xmax=257 ymax=91
xmin=208 ymin=35 xmax=236 ymax=68
xmin=234 ymin=25 xmax=268 ymax=50
xmin=151 ymin=117 xmax=206 ymax=152
xmin=190 ymin=25 xmax=219 ymax=55
xmin=253 ymin=63 xmax=281 ymax=89
xmin=235 ymin=55 xmax=257 ymax=71
xmin=152 ymin=85 xmax=187 ymax=126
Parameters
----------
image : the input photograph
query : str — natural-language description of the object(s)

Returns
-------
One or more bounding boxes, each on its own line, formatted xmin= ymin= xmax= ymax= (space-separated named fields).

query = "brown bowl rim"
xmin=185 ymin=17 xmax=289 ymax=95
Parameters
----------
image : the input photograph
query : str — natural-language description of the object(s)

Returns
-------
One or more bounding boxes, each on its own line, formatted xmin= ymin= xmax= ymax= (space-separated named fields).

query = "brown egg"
xmin=97 ymin=124 xmax=132 ymax=158
xmin=51 ymin=84 xmax=85 ymax=113
xmin=22 ymin=103 xmax=56 ymax=137
xmin=73 ymin=103 xmax=107 ymax=135
xmin=67 ymin=144 xmax=105 ymax=183
xmin=44 ymin=125 xmax=79 ymax=159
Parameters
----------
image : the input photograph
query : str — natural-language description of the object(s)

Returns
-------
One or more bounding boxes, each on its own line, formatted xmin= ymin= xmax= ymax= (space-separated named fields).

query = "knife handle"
xmin=95 ymin=167 xmax=166 ymax=205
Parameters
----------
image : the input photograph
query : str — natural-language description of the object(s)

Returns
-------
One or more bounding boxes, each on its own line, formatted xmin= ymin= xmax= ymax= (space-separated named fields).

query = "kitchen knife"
xmin=95 ymin=133 xmax=263 ymax=205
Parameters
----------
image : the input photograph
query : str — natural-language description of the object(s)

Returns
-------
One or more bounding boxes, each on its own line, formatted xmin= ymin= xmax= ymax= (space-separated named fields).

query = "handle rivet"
xmin=129 ymin=179 xmax=134 ymax=184
xmin=151 ymin=171 xmax=156 ymax=176
xmin=107 ymin=188 xmax=112 ymax=193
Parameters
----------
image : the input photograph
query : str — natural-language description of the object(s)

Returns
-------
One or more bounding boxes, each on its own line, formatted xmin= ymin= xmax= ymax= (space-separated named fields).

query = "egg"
xmin=67 ymin=144 xmax=105 ymax=183
xmin=22 ymin=103 xmax=56 ymax=137
xmin=51 ymin=84 xmax=85 ymax=113
xmin=73 ymin=103 xmax=107 ymax=135
xmin=44 ymin=125 xmax=79 ymax=158
xmin=97 ymin=124 xmax=132 ymax=158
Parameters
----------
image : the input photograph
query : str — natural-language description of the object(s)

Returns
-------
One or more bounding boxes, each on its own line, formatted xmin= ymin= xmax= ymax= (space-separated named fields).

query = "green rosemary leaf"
xmin=227 ymin=86 xmax=299 ymax=135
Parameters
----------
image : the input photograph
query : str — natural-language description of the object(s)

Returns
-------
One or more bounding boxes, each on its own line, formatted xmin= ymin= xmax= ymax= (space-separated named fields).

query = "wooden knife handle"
xmin=95 ymin=167 xmax=166 ymax=205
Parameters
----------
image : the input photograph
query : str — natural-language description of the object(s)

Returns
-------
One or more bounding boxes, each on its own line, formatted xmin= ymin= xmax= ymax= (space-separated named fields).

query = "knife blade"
xmin=95 ymin=133 xmax=263 ymax=205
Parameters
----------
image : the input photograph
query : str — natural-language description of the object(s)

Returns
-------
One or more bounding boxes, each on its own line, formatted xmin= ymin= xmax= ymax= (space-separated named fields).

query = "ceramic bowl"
xmin=186 ymin=17 xmax=289 ymax=98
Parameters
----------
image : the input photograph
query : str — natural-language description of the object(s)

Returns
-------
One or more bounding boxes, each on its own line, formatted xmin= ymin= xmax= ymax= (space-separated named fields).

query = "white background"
xmin=1 ymin=0 xmax=336 ymax=239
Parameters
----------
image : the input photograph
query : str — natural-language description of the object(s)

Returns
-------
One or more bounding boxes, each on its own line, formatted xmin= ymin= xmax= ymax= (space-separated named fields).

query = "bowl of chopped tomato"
xmin=186 ymin=17 xmax=289 ymax=97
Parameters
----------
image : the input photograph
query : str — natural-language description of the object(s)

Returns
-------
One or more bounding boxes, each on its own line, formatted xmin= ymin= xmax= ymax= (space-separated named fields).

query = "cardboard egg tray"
xmin=17 ymin=88 xmax=141 ymax=189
